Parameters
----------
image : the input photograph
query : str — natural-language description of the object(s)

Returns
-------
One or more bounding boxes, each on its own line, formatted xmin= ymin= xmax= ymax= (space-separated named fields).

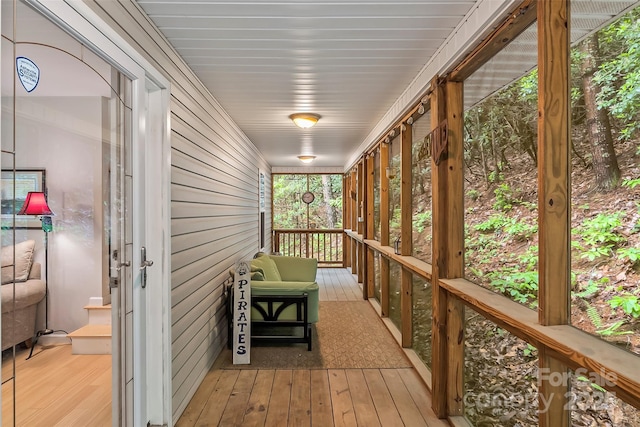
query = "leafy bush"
xmin=609 ymin=294 xmax=640 ymax=318
xmin=622 ymin=178 xmax=640 ymax=189
xmin=576 ymin=212 xmax=626 ymax=261
xmin=466 ymin=189 xmax=480 ymax=201
xmin=474 ymin=213 xmax=537 ymax=241
xmin=617 ymin=247 xmax=640 ymax=266
xmin=493 ymin=183 xmax=517 ymax=211
xmin=488 ymin=269 xmax=538 ymax=306
xmin=413 ymin=211 xmax=432 ymax=233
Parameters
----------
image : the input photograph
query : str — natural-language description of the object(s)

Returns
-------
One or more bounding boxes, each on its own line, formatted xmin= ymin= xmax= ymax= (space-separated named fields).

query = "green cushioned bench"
xmin=228 ymin=254 xmax=319 ymax=351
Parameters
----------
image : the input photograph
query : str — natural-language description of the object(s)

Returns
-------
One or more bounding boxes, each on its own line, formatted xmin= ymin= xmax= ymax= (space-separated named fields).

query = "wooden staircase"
xmin=67 ymin=304 xmax=111 ymax=354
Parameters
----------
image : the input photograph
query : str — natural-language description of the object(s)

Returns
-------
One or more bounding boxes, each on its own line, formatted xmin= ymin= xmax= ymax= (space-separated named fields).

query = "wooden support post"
xmin=400 ymin=122 xmax=413 ymax=347
xmin=358 ymin=241 xmax=364 ymax=285
xmin=366 ymin=154 xmax=375 ymax=298
xmin=538 ymin=0 xmax=570 ymax=425
xmin=445 ymin=79 xmax=465 ymax=416
xmin=431 ymin=76 xmax=465 ymax=417
xmin=401 ymin=267 xmax=412 ymax=347
xmin=447 ymin=297 xmax=464 ymax=415
xmin=431 ymin=77 xmax=448 ymax=418
xmin=400 ymin=122 xmax=412 ymax=256
xmin=351 ymin=170 xmax=357 ymax=234
xmin=380 ymin=141 xmax=390 ymax=247
xmin=381 ymin=255 xmax=390 ymax=316
xmin=343 ymin=176 xmax=349 ymax=268
xmin=357 ymin=160 xmax=365 ymax=236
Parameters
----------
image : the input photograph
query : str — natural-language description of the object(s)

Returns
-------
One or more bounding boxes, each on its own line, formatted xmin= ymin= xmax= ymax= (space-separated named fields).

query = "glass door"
xmin=1 ymin=1 xmax=133 ymax=425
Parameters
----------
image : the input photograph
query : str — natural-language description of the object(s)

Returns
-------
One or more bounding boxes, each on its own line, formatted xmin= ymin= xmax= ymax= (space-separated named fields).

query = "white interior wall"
xmin=7 ymin=96 xmax=104 ymax=334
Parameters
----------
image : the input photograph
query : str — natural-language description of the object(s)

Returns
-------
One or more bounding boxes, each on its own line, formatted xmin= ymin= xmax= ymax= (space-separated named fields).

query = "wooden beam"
xmin=400 ymin=123 xmax=412 ymax=256
xmin=430 ymin=76 xmax=448 ymax=418
xmin=366 ymin=154 xmax=374 ymax=240
xmin=401 ymin=267 xmax=413 ymax=347
xmin=366 ymin=154 xmax=375 ymax=298
xmin=365 ymin=239 xmax=432 ymax=281
xmin=381 ymin=255 xmax=390 ymax=316
xmin=380 ymin=141 xmax=390 ymax=247
xmin=449 ymin=0 xmax=537 ymax=82
xmin=538 ymin=0 xmax=571 ymax=424
xmin=538 ymin=0 xmax=570 ymax=328
xmin=343 ymin=175 xmax=349 ymax=267
xmin=367 ymin=248 xmax=375 ymax=300
xmin=441 ymin=277 xmax=640 ymax=410
xmin=350 ymin=170 xmax=357 ymax=234
xmin=444 ymin=79 xmax=465 ymax=416
xmin=357 ymin=160 xmax=365 ymax=236
xmin=446 ymin=297 xmax=464 ymax=415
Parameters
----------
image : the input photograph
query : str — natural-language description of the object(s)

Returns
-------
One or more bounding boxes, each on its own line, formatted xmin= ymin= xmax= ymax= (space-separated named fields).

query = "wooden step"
xmin=67 ymin=324 xmax=111 ymax=355
xmin=84 ymin=304 xmax=111 ymax=325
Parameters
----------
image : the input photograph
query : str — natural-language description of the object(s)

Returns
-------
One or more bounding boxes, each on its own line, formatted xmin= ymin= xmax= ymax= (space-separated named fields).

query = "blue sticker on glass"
xmin=16 ymin=57 xmax=40 ymax=93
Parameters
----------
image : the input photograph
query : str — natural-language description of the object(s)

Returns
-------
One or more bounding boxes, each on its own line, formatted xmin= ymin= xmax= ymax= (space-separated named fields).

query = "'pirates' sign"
xmin=233 ymin=260 xmax=251 ymax=364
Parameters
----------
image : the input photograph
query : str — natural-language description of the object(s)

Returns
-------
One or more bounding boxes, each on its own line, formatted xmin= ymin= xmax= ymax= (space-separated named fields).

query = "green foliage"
xmin=518 ymin=245 xmax=538 ymax=270
xmin=622 ymin=178 xmax=640 ymax=189
xmin=596 ymin=320 xmax=633 ymax=338
xmin=413 ymin=211 xmax=432 ymax=233
xmin=576 ymin=212 xmax=626 ymax=261
xmin=574 ymin=277 xmax=608 ymax=299
xmin=593 ymin=8 xmax=640 ymax=141
xmin=576 ymin=375 xmax=608 ymax=392
xmin=522 ymin=343 xmax=537 ymax=358
xmin=474 ymin=213 xmax=537 ymax=241
xmin=488 ymin=268 xmax=538 ymax=306
xmin=272 ymin=174 xmax=343 ymax=230
xmin=466 ymin=189 xmax=480 ymax=201
xmin=617 ymin=247 xmax=640 ymax=266
xmin=493 ymin=183 xmax=516 ymax=211
xmin=608 ymin=294 xmax=640 ymax=318
xmin=488 ymin=170 xmax=504 ymax=184
xmin=585 ymin=302 xmax=603 ymax=328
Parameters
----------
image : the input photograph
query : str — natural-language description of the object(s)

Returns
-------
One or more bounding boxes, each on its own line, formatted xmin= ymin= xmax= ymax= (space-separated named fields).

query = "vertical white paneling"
xmin=80 ymin=1 xmax=272 ymax=423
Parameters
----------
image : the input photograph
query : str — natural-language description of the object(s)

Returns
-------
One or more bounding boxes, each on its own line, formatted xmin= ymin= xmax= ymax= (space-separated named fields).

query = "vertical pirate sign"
xmin=233 ymin=260 xmax=251 ymax=364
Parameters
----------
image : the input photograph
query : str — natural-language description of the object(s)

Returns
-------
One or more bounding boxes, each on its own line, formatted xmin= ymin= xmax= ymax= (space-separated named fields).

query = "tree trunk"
xmin=580 ymin=34 xmax=621 ymax=191
xmin=321 ymin=175 xmax=335 ymax=228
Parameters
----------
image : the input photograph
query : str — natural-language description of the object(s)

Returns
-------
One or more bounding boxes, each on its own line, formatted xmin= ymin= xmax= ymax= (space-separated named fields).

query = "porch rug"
xmin=216 ymin=301 xmax=411 ymax=369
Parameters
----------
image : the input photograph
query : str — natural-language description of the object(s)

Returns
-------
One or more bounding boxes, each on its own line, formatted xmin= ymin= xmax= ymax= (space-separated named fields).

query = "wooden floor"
xmin=178 ymin=268 xmax=448 ymax=427
xmin=1 ymin=343 xmax=111 ymax=426
xmin=0 ymin=269 xmax=445 ymax=427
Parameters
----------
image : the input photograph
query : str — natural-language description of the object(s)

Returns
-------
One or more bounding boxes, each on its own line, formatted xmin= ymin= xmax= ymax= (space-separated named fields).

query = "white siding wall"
xmin=83 ymin=2 xmax=272 ymax=422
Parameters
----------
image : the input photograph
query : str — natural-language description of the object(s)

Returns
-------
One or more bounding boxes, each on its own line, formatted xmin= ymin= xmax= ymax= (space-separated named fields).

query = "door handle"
xmin=116 ymin=261 xmax=131 ymax=271
xmin=140 ymin=246 xmax=154 ymax=288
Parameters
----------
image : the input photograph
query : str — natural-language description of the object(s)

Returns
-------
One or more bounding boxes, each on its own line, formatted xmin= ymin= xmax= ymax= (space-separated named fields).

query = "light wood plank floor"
xmin=1 ymin=344 xmax=111 ymax=426
xmin=178 ymin=268 xmax=448 ymax=427
xmin=316 ymin=267 xmax=362 ymax=302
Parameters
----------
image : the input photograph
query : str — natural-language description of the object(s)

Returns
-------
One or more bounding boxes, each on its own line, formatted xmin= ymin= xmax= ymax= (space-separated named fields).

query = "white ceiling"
xmin=134 ymin=0 xmax=640 ymax=168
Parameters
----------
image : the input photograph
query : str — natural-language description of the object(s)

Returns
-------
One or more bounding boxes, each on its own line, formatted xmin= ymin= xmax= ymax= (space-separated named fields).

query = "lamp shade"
xmin=289 ymin=113 xmax=320 ymax=129
xmin=297 ymin=155 xmax=316 ymax=164
xmin=17 ymin=192 xmax=54 ymax=216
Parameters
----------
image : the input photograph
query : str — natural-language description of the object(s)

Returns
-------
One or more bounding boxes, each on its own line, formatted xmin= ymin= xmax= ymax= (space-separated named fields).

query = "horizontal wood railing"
xmin=273 ymin=229 xmax=344 ymax=267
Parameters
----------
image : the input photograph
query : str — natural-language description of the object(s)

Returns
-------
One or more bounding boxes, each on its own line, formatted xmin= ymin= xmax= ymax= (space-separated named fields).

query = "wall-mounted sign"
xmin=16 ymin=57 xmax=40 ymax=93
xmin=232 ymin=260 xmax=251 ymax=364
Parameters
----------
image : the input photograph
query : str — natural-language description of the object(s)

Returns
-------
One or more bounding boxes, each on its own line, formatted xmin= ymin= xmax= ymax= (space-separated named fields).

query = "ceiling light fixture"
xmin=289 ymin=113 xmax=321 ymax=129
xmin=297 ymin=155 xmax=316 ymax=163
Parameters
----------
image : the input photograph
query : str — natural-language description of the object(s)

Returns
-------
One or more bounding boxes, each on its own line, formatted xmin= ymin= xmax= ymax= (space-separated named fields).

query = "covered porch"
xmin=177 ymin=268 xmax=444 ymax=426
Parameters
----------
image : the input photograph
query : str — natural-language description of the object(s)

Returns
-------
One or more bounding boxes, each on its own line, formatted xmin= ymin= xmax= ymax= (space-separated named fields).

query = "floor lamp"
xmin=17 ymin=191 xmax=55 ymax=358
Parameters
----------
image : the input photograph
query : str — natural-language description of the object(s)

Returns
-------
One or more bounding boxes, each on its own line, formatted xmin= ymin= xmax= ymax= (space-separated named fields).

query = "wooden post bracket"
xmin=426 ymin=119 xmax=448 ymax=165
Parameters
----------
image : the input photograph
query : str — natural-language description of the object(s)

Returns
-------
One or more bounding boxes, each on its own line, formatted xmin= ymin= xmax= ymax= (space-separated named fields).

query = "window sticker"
xmin=16 ymin=57 xmax=40 ymax=93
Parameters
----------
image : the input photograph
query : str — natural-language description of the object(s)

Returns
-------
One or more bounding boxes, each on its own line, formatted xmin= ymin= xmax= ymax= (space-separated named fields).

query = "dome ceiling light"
xmin=297 ymin=155 xmax=316 ymax=164
xmin=289 ymin=113 xmax=321 ymax=129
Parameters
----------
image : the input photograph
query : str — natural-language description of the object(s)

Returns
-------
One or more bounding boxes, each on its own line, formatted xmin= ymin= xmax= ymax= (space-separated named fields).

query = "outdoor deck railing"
xmin=273 ymin=229 xmax=344 ymax=266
